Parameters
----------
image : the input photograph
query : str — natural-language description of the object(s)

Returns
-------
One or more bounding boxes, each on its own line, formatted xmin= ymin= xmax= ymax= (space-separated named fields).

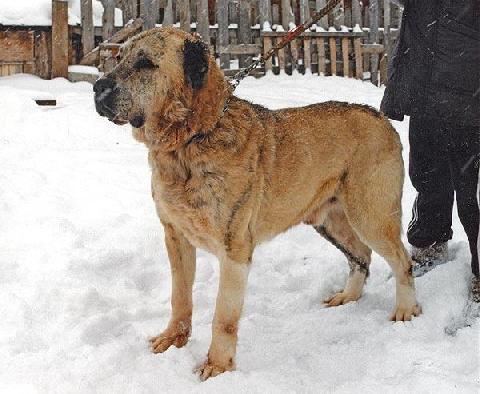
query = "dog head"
xmin=94 ymin=28 xmax=229 ymax=145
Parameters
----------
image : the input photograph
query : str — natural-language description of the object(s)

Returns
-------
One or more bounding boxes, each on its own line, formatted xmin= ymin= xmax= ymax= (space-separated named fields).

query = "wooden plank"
xmin=238 ymin=0 xmax=252 ymax=68
xmin=278 ymin=47 xmax=286 ymax=73
xmin=315 ymin=0 xmax=328 ymax=29
xmin=178 ymin=0 xmax=191 ymax=32
xmin=52 ymin=0 xmax=69 ymax=78
xmin=341 ymin=37 xmax=349 ymax=77
xmin=103 ymin=0 xmax=115 ymax=41
xmin=0 ymin=31 xmax=35 ymax=62
xmin=353 ymin=37 xmax=363 ymax=79
xmin=143 ymin=0 xmax=159 ymax=30
xmin=281 ymin=0 xmax=293 ymax=30
xmin=379 ymin=53 xmax=388 ymax=85
xmin=300 ymin=0 xmax=310 ymax=23
xmin=263 ymin=36 xmax=273 ymax=72
xmin=81 ymin=0 xmax=95 ymax=55
xmin=329 ymin=37 xmax=336 ymax=75
xmin=316 ymin=37 xmax=325 ymax=75
xmin=290 ymin=39 xmax=299 ymax=73
xmin=259 ymin=0 xmax=272 ymax=28
xmin=23 ymin=62 xmax=35 ymax=74
xmin=216 ymin=0 xmax=229 ymax=69
xmin=35 ymin=31 xmax=51 ymax=78
xmin=304 ymin=38 xmax=312 ymax=74
xmin=163 ymin=0 xmax=174 ymax=26
xmin=352 ymin=0 xmax=362 ymax=27
xmin=361 ymin=43 xmax=384 ymax=54
xmin=196 ymin=0 xmax=210 ymax=42
xmin=219 ymin=44 xmax=262 ymax=55
xmin=368 ymin=0 xmax=379 ymax=85
xmin=383 ymin=0 xmax=391 ymax=55
xmin=35 ymin=99 xmax=57 ymax=106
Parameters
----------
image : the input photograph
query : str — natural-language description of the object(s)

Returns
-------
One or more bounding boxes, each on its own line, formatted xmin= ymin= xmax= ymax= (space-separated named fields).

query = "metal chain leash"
xmin=228 ymin=0 xmax=343 ymax=92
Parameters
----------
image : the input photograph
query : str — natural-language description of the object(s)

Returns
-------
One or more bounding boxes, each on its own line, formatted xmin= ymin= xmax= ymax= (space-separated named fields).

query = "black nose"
xmin=93 ymin=77 xmax=116 ymax=97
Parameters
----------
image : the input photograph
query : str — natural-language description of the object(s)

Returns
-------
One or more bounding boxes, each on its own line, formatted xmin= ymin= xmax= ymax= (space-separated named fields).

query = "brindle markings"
xmin=224 ymin=181 xmax=253 ymax=252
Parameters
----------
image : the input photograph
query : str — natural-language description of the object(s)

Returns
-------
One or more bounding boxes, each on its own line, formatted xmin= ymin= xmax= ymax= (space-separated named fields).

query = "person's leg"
xmin=448 ymin=122 xmax=479 ymax=282
xmin=407 ymin=115 xmax=454 ymax=254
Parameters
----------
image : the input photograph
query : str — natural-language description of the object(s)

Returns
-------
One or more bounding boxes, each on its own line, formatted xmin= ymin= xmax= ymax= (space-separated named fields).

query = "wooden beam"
xmin=102 ymin=0 xmax=115 ymax=41
xmin=368 ymin=0 xmax=379 ymax=85
xmin=304 ymin=38 xmax=312 ymax=73
xmin=216 ymin=0 xmax=229 ymax=69
xmin=300 ymin=0 xmax=310 ymax=23
xmin=178 ymin=0 xmax=191 ymax=32
xmin=218 ymin=44 xmax=262 ymax=55
xmin=259 ymin=0 xmax=272 ymax=28
xmin=341 ymin=37 xmax=349 ymax=77
xmin=35 ymin=31 xmax=51 ymax=79
xmin=329 ymin=37 xmax=336 ymax=75
xmin=143 ymin=0 xmax=159 ymax=30
xmin=238 ymin=0 xmax=251 ymax=68
xmin=361 ymin=43 xmax=384 ymax=54
xmin=81 ymin=0 xmax=95 ymax=55
xmin=316 ymin=37 xmax=325 ymax=75
xmin=351 ymin=0 xmax=362 ymax=27
xmin=383 ymin=0 xmax=391 ymax=55
xmin=315 ymin=0 xmax=328 ymax=29
xmin=196 ymin=0 xmax=210 ymax=42
xmin=52 ymin=0 xmax=69 ymax=78
xmin=163 ymin=0 xmax=174 ymax=26
xmin=353 ymin=37 xmax=363 ymax=79
xmin=263 ymin=36 xmax=273 ymax=72
xmin=281 ymin=0 xmax=293 ymax=30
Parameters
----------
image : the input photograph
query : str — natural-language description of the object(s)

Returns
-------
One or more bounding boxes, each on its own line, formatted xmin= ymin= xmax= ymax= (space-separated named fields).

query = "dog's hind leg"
xmin=150 ymin=222 xmax=196 ymax=353
xmin=313 ymin=203 xmax=372 ymax=306
xmin=340 ymin=156 xmax=421 ymax=321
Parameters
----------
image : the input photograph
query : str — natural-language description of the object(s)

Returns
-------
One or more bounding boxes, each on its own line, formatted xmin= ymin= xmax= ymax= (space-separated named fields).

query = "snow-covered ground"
xmin=0 ymin=74 xmax=478 ymax=393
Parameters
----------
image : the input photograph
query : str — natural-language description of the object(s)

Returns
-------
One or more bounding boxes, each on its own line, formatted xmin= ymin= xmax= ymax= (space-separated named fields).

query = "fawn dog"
xmin=94 ymin=27 xmax=421 ymax=380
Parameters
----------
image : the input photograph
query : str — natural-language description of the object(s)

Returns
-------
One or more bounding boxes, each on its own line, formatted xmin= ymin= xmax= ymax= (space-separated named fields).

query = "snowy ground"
xmin=0 ymin=74 xmax=478 ymax=394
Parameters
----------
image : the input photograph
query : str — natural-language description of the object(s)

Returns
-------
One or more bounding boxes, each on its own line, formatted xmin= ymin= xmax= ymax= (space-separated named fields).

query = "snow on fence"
xmin=0 ymin=0 xmax=402 ymax=84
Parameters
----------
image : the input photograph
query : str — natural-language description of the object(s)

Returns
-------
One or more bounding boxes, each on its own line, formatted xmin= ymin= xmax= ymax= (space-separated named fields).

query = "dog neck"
xmin=143 ymin=59 xmax=231 ymax=152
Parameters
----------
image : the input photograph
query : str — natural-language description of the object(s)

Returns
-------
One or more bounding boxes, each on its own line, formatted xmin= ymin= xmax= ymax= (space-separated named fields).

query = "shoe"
xmin=471 ymin=276 xmax=480 ymax=303
xmin=411 ymin=242 xmax=449 ymax=277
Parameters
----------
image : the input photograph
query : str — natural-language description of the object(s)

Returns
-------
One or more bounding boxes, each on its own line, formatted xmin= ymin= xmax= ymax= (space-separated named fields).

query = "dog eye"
xmin=133 ymin=56 xmax=156 ymax=70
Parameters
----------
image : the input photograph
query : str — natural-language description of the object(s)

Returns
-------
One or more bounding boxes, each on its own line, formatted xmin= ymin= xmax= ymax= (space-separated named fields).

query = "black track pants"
xmin=407 ymin=115 xmax=479 ymax=277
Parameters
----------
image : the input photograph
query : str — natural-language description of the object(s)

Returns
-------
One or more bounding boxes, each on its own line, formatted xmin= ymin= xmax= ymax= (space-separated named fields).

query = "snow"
xmin=0 ymin=0 xmax=123 ymax=27
xmin=68 ymin=65 xmax=100 ymax=75
xmin=0 ymin=73 xmax=478 ymax=393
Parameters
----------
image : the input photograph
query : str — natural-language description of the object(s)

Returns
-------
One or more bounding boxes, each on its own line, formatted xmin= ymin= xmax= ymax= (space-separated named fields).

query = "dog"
xmin=94 ymin=27 xmax=421 ymax=380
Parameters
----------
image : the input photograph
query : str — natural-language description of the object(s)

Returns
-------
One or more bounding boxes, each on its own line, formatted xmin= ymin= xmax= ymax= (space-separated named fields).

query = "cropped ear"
xmin=183 ymin=38 xmax=209 ymax=90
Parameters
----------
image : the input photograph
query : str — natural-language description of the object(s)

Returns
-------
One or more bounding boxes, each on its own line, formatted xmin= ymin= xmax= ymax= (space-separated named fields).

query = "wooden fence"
xmin=0 ymin=0 xmax=402 ymax=83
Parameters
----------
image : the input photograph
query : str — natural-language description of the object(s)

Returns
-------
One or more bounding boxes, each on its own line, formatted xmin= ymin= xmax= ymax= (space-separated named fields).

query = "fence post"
xmin=383 ymin=0 xmax=391 ymax=55
xmin=259 ymin=0 xmax=272 ymax=28
xmin=163 ymin=0 xmax=174 ymax=26
xmin=368 ymin=0 xmax=379 ymax=85
xmin=315 ymin=0 xmax=328 ymax=29
xmin=178 ymin=0 xmax=191 ymax=32
xmin=81 ymin=0 xmax=95 ymax=55
xmin=216 ymin=0 xmax=229 ymax=69
xmin=197 ymin=0 xmax=210 ymax=42
xmin=351 ymin=0 xmax=362 ymax=27
xmin=281 ymin=0 xmax=294 ymax=30
xmin=103 ymin=0 xmax=115 ymax=41
xmin=239 ymin=1 xmax=252 ymax=68
xmin=51 ymin=0 xmax=69 ymax=78
xmin=143 ymin=0 xmax=159 ymax=30
xmin=300 ymin=0 xmax=311 ymax=74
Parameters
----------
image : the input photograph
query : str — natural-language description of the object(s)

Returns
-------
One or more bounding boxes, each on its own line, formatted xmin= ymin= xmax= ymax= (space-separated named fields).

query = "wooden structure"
xmin=0 ymin=0 xmax=402 ymax=84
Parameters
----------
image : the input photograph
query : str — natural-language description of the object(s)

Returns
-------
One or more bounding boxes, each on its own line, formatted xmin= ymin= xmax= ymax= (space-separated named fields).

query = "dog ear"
xmin=183 ymin=38 xmax=209 ymax=90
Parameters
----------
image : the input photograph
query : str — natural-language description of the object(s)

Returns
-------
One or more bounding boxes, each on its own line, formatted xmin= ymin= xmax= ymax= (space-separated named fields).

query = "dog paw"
xmin=389 ymin=303 xmax=422 ymax=322
xmin=149 ymin=322 xmax=191 ymax=353
xmin=195 ymin=359 xmax=232 ymax=381
xmin=324 ymin=291 xmax=360 ymax=307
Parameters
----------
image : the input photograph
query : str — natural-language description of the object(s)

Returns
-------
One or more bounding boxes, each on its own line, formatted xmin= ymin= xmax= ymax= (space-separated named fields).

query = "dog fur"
xmin=93 ymin=27 xmax=421 ymax=380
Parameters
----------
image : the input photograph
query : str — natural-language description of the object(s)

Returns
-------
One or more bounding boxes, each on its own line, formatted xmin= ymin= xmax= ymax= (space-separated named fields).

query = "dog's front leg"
xmin=198 ymin=257 xmax=250 ymax=381
xmin=150 ymin=223 xmax=196 ymax=353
